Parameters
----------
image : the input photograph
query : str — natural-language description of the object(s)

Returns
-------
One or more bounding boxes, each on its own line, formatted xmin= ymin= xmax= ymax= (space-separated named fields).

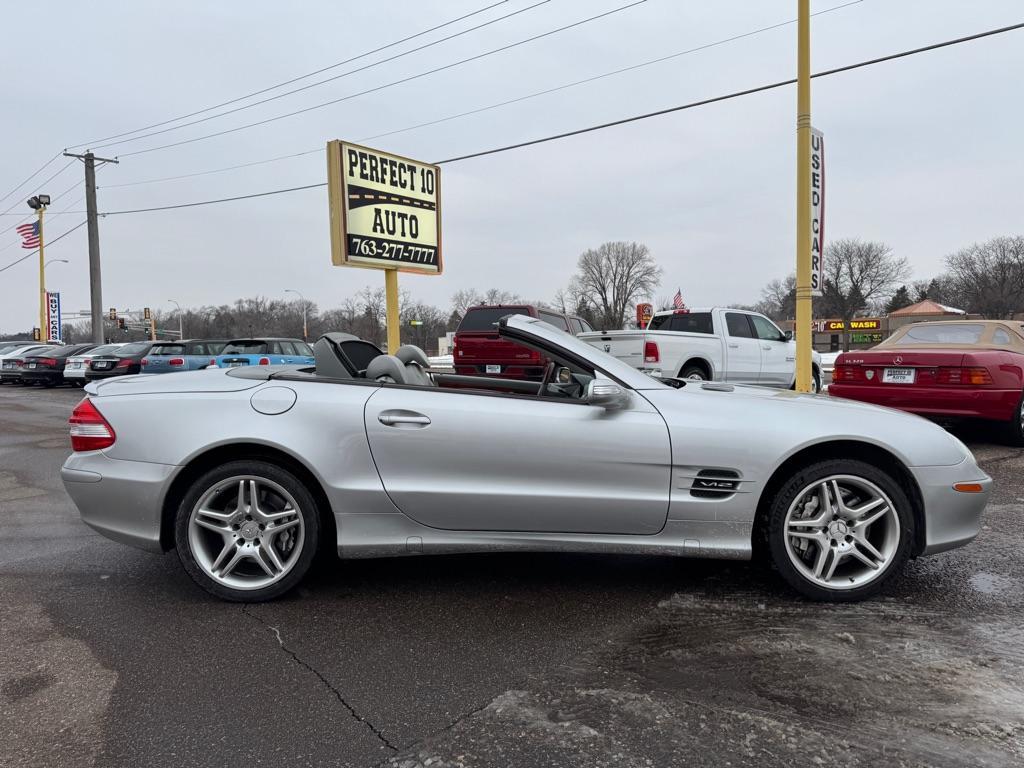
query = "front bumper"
xmin=830 ymin=383 xmax=1020 ymax=423
xmin=62 ymin=451 xmax=177 ymax=553
xmin=910 ymin=458 xmax=992 ymax=556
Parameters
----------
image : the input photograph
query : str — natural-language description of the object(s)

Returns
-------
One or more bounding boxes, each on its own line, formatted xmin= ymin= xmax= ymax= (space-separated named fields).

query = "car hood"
xmin=85 ymin=368 xmax=265 ymax=396
xmin=641 ymin=383 xmax=970 ymax=468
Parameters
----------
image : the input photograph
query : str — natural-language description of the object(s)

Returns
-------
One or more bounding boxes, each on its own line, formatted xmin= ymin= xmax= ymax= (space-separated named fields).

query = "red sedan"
xmin=830 ymin=320 xmax=1024 ymax=444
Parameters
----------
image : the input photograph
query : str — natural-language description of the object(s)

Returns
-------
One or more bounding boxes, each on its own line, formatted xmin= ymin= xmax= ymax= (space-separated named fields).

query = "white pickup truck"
xmin=579 ymin=307 xmax=822 ymax=392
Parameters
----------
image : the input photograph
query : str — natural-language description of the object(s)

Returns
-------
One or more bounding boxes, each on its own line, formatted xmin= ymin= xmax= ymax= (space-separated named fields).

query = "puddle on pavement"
xmin=970 ymin=572 xmax=1014 ymax=595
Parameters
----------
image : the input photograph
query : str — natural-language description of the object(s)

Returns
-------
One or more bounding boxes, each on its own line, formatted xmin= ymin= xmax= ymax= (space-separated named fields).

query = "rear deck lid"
xmin=86 ymin=368 xmax=265 ymax=396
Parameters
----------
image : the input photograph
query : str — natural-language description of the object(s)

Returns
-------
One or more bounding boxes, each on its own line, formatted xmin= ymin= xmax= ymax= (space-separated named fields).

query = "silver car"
xmin=61 ymin=315 xmax=991 ymax=603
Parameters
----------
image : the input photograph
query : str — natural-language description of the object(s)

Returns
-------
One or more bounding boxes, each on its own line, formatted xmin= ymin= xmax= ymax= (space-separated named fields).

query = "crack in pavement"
xmin=241 ymin=605 xmax=398 ymax=752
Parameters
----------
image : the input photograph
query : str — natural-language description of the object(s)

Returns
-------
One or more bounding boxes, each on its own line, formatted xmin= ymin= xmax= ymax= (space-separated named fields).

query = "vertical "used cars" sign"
xmin=327 ymin=140 xmax=442 ymax=274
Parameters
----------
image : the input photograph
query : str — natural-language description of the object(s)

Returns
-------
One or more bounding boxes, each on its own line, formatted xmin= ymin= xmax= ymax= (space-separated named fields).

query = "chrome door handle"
xmin=378 ymin=410 xmax=431 ymax=427
xmin=728 ymin=343 xmax=739 ymax=349
xmin=762 ymin=345 xmax=772 ymax=350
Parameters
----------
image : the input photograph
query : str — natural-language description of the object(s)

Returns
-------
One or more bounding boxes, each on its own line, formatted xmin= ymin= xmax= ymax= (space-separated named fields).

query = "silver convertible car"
xmin=62 ymin=315 xmax=991 ymax=602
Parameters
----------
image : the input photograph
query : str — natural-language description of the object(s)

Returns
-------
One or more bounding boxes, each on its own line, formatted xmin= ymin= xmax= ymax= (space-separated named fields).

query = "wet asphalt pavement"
xmin=1 ymin=385 xmax=1022 ymax=767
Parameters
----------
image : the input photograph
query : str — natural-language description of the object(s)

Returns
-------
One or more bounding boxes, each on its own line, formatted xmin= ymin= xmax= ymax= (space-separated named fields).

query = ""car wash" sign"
xmin=327 ymin=140 xmax=442 ymax=274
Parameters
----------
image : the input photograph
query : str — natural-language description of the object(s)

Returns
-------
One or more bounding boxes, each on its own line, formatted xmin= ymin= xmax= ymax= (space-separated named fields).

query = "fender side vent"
xmin=691 ymin=469 xmax=740 ymax=499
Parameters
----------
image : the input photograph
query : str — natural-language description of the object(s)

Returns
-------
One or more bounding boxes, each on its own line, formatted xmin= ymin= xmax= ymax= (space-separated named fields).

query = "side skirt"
xmin=335 ymin=514 xmax=752 ymax=561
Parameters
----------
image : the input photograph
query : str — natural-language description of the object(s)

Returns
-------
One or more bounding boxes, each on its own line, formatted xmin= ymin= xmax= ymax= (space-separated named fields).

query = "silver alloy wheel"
xmin=783 ymin=474 xmax=900 ymax=590
xmin=187 ymin=475 xmax=305 ymax=591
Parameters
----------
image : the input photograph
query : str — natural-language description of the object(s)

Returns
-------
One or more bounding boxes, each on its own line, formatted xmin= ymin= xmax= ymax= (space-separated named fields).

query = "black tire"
xmin=174 ymin=459 xmax=320 ymax=602
xmin=679 ymin=364 xmax=707 ymax=381
xmin=812 ymin=371 xmax=822 ymax=394
xmin=766 ymin=459 xmax=915 ymax=602
xmin=1000 ymin=392 xmax=1024 ymax=447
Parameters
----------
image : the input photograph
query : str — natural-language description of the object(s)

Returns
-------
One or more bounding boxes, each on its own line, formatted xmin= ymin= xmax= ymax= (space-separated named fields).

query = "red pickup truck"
xmin=453 ymin=304 xmax=594 ymax=380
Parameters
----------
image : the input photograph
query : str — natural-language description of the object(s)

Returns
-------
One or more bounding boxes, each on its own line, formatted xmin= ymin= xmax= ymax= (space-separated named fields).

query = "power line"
xmin=0 ymin=220 xmax=88 ymax=274
xmin=88 ymin=0 xmax=554 ymax=151
xmin=98 ymin=0 xmax=862 ymax=191
xmin=0 ymin=158 xmax=78 ymax=217
xmin=67 ymin=1 xmax=514 ymax=149
xmin=115 ymin=0 xmax=650 ymax=158
xmin=0 ymin=152 xmax=63 ymax=209
xmin=95 ymin=20 xmax=1024 ymax=216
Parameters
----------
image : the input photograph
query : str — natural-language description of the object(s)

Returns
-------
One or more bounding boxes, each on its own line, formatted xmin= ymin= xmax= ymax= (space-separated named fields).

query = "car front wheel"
xmin=767 ymin=459 xmax=914 ymax=601
xmin=174 ymin=460 xmax=320 ymax=602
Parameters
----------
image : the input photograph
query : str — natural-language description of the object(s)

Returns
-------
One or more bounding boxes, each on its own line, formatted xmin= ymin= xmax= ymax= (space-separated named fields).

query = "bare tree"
xmin=755 ymin=274 xmax=797 ymax=321
xmin=943 ymin=236 xmax=1024 ymax=318
xmin=570 ymin=241 xmax=661 ymax=329
xmin=819 ymin=238 xmax=910 ymax=350
xmin=449 ymin=288 xmax=521 ymax=318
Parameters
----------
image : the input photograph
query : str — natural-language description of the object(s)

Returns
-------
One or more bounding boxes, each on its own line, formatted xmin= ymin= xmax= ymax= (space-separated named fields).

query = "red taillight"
xmin=140 ymin=358 xmax=149 ymax=366
xmin=936 ymin=366 xmax=993 ymax=385
xmin=115 ymin=358 xmax=132 ymax=368
xmin=39 ymin=357 xmax=57 ymax=366
xmin=209 ymin=359 xmax=216 ymax=366
xmin=258 ymin=357 xmax=270 ymax=365
xmin=833 ymin=364 xmax=863 ymax=382
xmin=69 ymin=398 xmax=116 ymax=451
xmin=644 ymin=341 xmax=660 ymax=364
xmin=169 ymin=357 xmax=185 ymax=366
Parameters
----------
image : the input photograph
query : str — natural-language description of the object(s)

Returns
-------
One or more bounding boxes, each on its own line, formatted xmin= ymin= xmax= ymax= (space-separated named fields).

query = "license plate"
xmin=228 ymin=362 xmax=244 ymax=368
xmin=94 ymin=361 xmax=112 ymax=369
xmin=70 ymin=362 xmax=81 ymax=369
xmin=26 ymin=363 xmax=35 ymax=369
xmin=485 ymin=365 xmax=501 ymax=374
xmin=883 ymin=367 xmax=915 ymax=384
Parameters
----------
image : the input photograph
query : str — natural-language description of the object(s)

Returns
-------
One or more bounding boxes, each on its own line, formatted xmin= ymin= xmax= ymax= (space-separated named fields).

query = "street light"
xmin=45 ymin=258 xmax=68 ymax=269
xmin=27 ymin=195 xmax=50 ymax=340
xmin=168 ymin=299 xmax=184 ymax=339
xmin=284 ymin=288 xmax=308 ymax=342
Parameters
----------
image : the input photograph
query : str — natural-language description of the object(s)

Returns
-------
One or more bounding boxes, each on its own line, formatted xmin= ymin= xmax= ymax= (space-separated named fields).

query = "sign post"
xmin=327 ymin=140 xmax=442 ymax=353
xmin=794 ymin=0 xmax=814 ymax=393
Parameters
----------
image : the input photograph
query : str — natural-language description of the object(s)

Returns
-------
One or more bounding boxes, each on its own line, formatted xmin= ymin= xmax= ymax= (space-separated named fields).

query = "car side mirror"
xmin=585 ymin=379 xmax=628 ymax=410
xmin=784 ymin=330 xmax=793 ymax=341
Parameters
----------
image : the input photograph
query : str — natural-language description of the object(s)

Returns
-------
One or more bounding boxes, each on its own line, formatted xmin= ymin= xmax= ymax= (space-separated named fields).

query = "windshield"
xmin=888 ymin=323 xmax=986 ymax=345
xmin=501 ymin=314 xmax=667 ymax=391
xmin=222 ymin=340 xmax=268 ymax=354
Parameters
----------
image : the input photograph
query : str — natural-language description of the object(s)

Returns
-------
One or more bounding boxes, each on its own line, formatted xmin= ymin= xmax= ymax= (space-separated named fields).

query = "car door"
xmin=363 ymin=385 xmax=671 ymax=535
xmin=723 ymin=312 xmax=761 ymax=385
xmin=272 ymin=341 xmax=297 ymax=364
xmin=750 ymin=314 xmax=793 ymax=387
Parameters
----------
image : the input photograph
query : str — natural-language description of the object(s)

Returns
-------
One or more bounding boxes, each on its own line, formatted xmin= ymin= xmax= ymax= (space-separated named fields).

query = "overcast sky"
xmin=1 ymin=0 xmax=1021 ymax=333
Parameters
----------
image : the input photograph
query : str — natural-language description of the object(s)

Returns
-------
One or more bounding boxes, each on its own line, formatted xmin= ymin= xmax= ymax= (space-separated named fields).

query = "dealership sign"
xmin=46 ymin=291 xmax=62 ymax=342
xmin=809 ymin=128 xmax=825 ymax=297
xmin=327 ymin=140 xmax=442 ymax=274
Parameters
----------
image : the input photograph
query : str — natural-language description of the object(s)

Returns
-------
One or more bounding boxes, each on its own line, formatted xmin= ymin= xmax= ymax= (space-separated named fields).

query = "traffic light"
xmin=143 ymin=307 xmax=151 ymax=320
xmin=118 ymin=317 xmax=127 ymax=332
xmin=32 ymin=327 xmax=41 ymax=341
xmin=108 ymin=307 xmax=117 ymax=321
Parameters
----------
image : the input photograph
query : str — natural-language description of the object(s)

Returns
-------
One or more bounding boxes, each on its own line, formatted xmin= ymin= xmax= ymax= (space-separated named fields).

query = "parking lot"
xmin=0 ymin=383 xmax=1021 ymax=767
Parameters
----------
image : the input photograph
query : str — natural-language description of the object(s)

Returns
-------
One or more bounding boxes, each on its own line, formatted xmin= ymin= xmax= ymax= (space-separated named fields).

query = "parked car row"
xmin=0 ymin=337 xmax=314 ymax=387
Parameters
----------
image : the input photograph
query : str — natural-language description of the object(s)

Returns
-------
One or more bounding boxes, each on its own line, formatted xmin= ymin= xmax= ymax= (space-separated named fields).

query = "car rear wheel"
xmin=174 ymin=460 xmax=319 ymax=602
xmin=767 ymin=459 xmax=914 ymax=601
xmin=1000 ymin=393 xmax=1024 ymax=447
xmin=679 ymin=365 xmax=707 ymax=381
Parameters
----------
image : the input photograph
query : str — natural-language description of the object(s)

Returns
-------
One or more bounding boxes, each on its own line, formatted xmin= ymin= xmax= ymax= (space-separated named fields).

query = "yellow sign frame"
xmin=326 ymin=140 xmax=443 ymax=275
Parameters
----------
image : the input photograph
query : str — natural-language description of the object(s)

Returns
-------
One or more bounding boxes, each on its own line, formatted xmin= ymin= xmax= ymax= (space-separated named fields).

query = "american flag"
xmin=672 ymin=288 xmax=686 ymax=310
xmin=16 ymin=221 xmax=40 ymax=249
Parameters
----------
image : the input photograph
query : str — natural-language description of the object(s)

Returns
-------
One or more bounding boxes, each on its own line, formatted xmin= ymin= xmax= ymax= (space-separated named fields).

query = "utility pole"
xmin=794 ymin=0 xmax=814 ymax=393
xmin=63 ymin=151 xmax=118 ymax=345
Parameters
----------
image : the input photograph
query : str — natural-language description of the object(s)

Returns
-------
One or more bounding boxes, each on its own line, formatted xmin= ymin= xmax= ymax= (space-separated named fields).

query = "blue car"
xmin=213 ymin=338 xmax=314 ymax=368
xmin=141 ymin=339 xmax=229 ymax=374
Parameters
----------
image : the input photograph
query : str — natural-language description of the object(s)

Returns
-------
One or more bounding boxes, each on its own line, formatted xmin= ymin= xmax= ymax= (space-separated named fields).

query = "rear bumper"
xmin=62 ymin=451 xmax=177 ymax=553
xmin=830 ymin=384 xmax=1020 ymax=422
xmin=0 ymin=372 xmax=23 ymax=382
xmin=909 ymin=459 xmax=991 ymax=556
xmin=22 ymin=370 xmax=62 ymax=385
xmin=85 ymin=368 xmax=137 ymax=381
